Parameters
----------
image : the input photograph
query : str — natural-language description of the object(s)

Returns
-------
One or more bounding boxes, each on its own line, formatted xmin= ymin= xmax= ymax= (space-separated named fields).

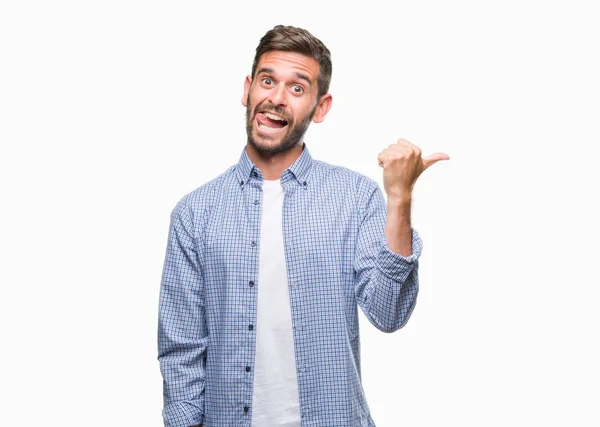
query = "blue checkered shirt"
xmin=158 ymin=143 xmax=422 ymax=427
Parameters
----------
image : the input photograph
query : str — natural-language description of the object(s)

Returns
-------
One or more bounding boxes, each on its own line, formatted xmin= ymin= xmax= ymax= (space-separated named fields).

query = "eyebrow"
xmin=257 ymin=67 xmax=312 ymax=86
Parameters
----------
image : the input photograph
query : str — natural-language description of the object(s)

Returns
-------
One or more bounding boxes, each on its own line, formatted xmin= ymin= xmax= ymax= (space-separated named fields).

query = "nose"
xmin=268 ymin=84 xmax=287 ymax=107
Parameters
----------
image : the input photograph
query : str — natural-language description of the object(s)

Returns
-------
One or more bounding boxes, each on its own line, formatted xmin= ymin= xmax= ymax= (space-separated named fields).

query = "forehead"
xmin=255 ymin=51 xmax=320 ymax=82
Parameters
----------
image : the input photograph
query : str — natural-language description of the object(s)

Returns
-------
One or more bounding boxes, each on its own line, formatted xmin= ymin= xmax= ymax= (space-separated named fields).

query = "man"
xmin=158 ymin=25 xmax=448 ymax=427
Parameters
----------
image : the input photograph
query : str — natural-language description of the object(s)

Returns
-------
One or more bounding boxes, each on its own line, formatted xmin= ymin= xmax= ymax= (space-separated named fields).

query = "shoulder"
xmin=311 ymin=159 xmax=380 ymax=197
xmin=172 ymin=165 xmax=236 ymax=221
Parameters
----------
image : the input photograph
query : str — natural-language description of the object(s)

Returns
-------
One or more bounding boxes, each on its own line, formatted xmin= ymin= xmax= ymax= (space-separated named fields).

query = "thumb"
xmin=422 ymin=152 xmax=450 ymax=170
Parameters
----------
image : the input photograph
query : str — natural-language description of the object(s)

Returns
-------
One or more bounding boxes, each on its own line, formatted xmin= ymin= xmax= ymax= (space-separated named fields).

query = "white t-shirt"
xmin=251 ymin=179 xmax=301 ymax=427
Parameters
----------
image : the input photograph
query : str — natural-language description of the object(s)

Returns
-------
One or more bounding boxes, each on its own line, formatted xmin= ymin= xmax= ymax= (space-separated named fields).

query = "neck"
xmin=245 ymin=142 xmax=303 ymax=180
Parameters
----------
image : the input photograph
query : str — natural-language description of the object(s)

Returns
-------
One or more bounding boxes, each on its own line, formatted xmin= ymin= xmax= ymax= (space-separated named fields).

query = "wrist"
xmin=387 ymin=194 xmax=412 ymax=206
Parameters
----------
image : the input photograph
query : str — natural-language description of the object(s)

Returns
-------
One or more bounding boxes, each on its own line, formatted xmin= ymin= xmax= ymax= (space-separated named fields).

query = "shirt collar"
xmin=235 ymin=142 xmax=314 ymax=189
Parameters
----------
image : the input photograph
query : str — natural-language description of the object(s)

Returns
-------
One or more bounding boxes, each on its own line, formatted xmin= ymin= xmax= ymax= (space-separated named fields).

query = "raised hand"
xmin=377 ymin=138 xmax=449 ymax=201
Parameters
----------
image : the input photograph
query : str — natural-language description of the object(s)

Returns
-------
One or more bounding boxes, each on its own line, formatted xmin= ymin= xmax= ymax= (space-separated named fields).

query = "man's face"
xmin=242 ymin=51 xmax=331 ymax=155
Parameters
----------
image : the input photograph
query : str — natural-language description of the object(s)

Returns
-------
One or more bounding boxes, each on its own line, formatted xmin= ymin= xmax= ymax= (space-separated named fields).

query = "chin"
xmin=250 ymin=140 xmax=283 ymax=154
xmin=249 ymin=134 xmax=294 ymax=155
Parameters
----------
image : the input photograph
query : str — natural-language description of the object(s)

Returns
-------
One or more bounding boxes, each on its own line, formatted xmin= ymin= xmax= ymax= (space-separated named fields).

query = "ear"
xmin=241 ymin=75 xmax=252 ymax=107
xmin=312 ymin=93 xmax=333 ymax=123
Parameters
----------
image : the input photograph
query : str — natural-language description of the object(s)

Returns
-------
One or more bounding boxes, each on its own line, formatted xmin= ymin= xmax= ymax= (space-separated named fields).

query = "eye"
xmin=261 ymin=77 xmax=274 ymax=86
xmin=291 ymin=84 xmax=304 ymax=94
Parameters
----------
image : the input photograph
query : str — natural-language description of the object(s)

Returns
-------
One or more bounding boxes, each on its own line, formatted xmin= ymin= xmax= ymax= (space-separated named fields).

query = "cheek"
xmin=294 ymin=105 xmax=312 ymax=121
xmin=250 ymin=96 xmax=267 ymax=112
xmin=250 ymin=86 xmax=268 ymax=100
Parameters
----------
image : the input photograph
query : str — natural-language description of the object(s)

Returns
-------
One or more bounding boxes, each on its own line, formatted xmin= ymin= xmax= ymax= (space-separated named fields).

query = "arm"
xmin=353 ymin=179 xmax=422 ymax=332
xmin=353 ymin=138 xmax=448 ymax=332
xmin=377 ymin=138 xmax=449 ymax=257
xmin=385 ymin=195 xmax=413 ymax=257
xmin=158 ymin=197 xmax=208 ymax=427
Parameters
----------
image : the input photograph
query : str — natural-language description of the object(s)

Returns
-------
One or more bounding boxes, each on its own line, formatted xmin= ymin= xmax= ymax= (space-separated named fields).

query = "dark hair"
xmin=251 ymin=25 xmax=332 ymax=99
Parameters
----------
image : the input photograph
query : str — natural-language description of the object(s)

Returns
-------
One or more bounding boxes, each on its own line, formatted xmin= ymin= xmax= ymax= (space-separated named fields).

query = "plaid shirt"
xmin=158 ymin=143 xmax=422 ymax=427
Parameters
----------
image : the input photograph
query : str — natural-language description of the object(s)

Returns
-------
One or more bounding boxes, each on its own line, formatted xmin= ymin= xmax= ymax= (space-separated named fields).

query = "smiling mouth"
xmin=256 ymin=111 xmax=289 ymax=133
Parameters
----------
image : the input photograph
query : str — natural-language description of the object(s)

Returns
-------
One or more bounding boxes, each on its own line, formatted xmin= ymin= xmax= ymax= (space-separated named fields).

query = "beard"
xmin=245 ymin=97 xmax=317 ymax=155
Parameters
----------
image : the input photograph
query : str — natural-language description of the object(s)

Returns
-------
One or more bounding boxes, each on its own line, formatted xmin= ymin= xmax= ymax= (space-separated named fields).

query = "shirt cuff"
xmin=376 ymin=228 xmax=423 ymax=279
xmin=163 ymin=401 xmax=204 ymax=427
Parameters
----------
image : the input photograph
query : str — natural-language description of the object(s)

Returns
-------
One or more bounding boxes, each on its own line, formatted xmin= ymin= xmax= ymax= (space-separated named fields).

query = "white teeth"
xmin=264 ymin=112 xmax=285 ymax=122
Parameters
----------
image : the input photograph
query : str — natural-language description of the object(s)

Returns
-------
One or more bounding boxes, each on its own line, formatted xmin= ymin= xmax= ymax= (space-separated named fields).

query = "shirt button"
xmin=240 ymin=180 xmax=244 ymax=185
xmin=248 ymin=324 xmax=254 ymax=330
xmin=251 ymin=241 xmax=256 ymax=247
xmin=303 ymin=181 xmax=307 ymax=186
xmin=245 ymin=366 xmax=251 ymax=372
xmin=249 ymin=281 xmax=254 ymax=287
xmin=244 ymin=405 xmax=249 ymax=413
xmin=254 ymin=199 xmax=259 ymax=204
xmin=252 ymin=171 xmax=258 ymax=177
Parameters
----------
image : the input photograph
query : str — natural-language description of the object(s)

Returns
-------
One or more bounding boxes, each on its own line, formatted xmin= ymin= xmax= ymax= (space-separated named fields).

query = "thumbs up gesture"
xmin=377 ymin=138 xmax=449 ymax=202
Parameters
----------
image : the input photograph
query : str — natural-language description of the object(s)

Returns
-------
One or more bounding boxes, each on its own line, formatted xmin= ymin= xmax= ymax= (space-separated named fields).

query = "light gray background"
xmin=1 ymin=1 xmax=598 ymax=425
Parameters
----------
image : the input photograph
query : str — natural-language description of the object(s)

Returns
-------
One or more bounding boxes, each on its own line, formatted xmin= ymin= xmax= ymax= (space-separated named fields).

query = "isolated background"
xmin=1 ymin=1 xmax=599 ymax=425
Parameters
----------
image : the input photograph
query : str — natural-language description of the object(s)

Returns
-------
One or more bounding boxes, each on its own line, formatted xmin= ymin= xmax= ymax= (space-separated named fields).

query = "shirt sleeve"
xmin=158 ymin=196 xmax=208 ymax=427
xmin=353 ymin=177 xmax=423 ymax=333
